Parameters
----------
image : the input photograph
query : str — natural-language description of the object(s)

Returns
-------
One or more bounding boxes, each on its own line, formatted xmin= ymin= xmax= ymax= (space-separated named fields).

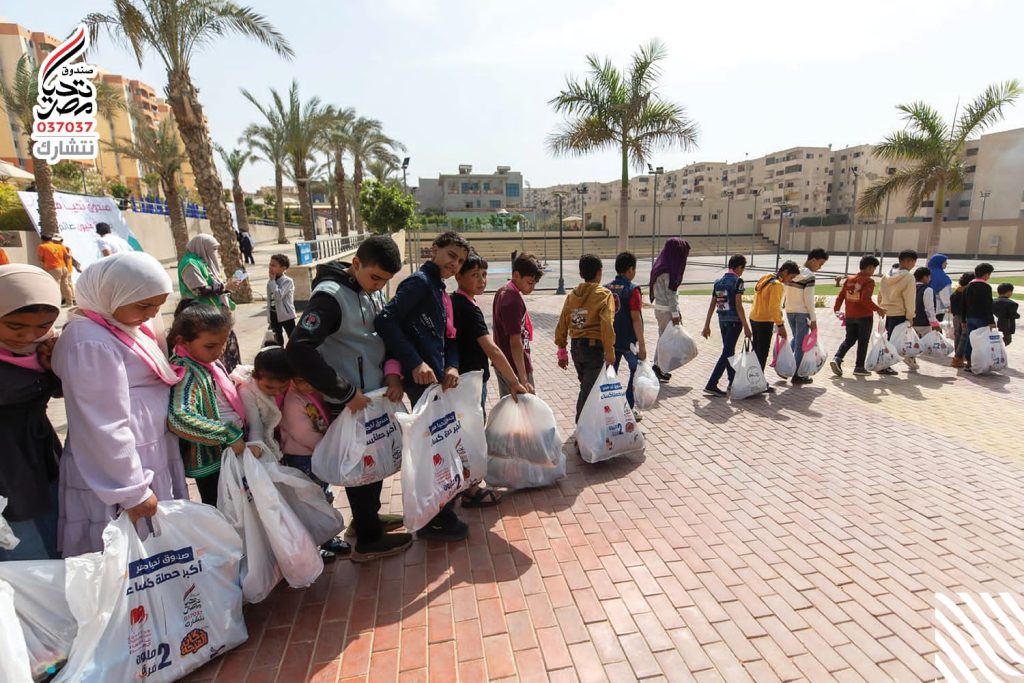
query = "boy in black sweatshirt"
xmin=993 ymin=283 xmax=1019 ymax=346
xmin=962 ymin=262 xmax=996 ymax=369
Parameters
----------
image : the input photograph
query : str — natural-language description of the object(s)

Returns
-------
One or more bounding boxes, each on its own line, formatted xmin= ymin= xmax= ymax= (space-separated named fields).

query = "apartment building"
xmin=415 ymin=164 xmax=526 ymax=213
xmin=0 ymin=20 xmax=59 ymax=171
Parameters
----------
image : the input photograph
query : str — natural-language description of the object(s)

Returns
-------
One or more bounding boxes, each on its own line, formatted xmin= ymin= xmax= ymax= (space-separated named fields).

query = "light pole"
xmin=878 ymin=194 xmax=891 ymax=270
xmin=541 ymin=199 xmax=550 ymax=265
xmin=723 ymin=190 xmax=734 ymax=266
xmin=648 ymin=165 xmax=663 ymax=261
xmin=555 ymin=191 xmax=567 ymax=294
xmin=974 ymin=190 xmax=991 ymax=258
xmin=577 ymin=184 xmax=587 ymax=254
xmin=775 ymin=201 xmax=791 ymax=271
xmin=750 ymin=189 xmax=760 ymax=266
xmin=845 ymin=170 xmax=859 ymax=274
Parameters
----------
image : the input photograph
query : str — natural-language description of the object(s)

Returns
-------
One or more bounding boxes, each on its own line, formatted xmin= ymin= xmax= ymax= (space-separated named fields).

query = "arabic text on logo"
xmin=30 ymin=24 xmax=99 ymax=163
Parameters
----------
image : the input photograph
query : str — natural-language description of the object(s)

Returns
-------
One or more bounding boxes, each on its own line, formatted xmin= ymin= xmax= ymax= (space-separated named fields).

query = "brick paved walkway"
xmin=162 ymin=266 xmax=1024 ymax=682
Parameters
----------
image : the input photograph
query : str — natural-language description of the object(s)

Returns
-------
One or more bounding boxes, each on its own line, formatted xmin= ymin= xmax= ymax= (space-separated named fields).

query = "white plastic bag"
xmin=970 ymin=326 xmax=1008 ymax=375
xmin=55 ymin=501 xmax=248 ymax=683
xmin=0 ymin=559 xmax=83 ymax=680
xmin=260 ymin=457 xmax=344 ymax=546
xmin=575 ymin=365 xmax=645 ymax=464
xmin=654 ymin=324 xmax=698 ymax=372
xmin=940 ymin=318 xmax=954 ymax=338
xmin=0 ymin=579 xmax=33 ymax=682
xmin=890 ymin=322 xmax=922 ymax=358
xmin=484 ymin=395 xmax=566 ymax=489
xmin=797 ymin=330 xmax=827 ymax=377
xmin=772 ymin=334 xmax=797 ymax=379
xmin=728 ymin=341 xmax=768 ymax=400
xmin=633 ymin=359 xmax=660 ymax=410
xmin=0 ymin=496 xmax=19 ymax=550
xmin=397 ymin=371 xmax=486 ymax=532
xmin=312 ymin=388 xmax=405 ymax=487
xmin=920 ymin=329 xmax=954 ymax=358
xmin=865 ymin=323 xmax=901 ymax=371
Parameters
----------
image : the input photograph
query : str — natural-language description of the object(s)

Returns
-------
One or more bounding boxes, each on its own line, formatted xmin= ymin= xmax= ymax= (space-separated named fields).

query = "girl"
xmin=949 ymin=272 xmax=974 ymax=368
xmin=927 ymin=253 xmax=952 ymax=320
xmin=648 ymin=237 xmax=691 ymax=382
xmin=52 ymin=252 xmax=188 ymax=556
xmin=0 ymin=265 xmax=63 ymax=560
xmin=167 ymin=300 xmax=246 ymax=506
xmin=177 ymin=234 xmax=243 ymax=372
xmin=232 ymin=346 xmax=293 ymax=463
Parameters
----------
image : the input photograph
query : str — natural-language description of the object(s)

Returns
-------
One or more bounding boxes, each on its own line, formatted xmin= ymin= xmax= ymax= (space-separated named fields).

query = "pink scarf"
xmin=442 ymin=290 xmax=456 ymax=339
xmin=173 ymin=343 xmax=245 ymax=419
xmin=83 ymin=311 xmax=182 ymax=385
xmin=0 ymin=347 xmax=44 ymax=372
xmin=455 ymin=288 xmax=478 ymax=307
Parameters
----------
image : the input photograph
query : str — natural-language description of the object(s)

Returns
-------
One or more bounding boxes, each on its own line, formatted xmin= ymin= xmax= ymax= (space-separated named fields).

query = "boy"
xmin=605 ymin=252 xmax=646 ymax=418
xmin=35 ymin=234 xmax=76 ymax=306
xmin=993 ymin=283 xmax=1019 ymax=346
xmin=493 ymin=252 xmax=543 ymax=396
xmin=376 ymin=231 xmax=470 ymax=541
xmin=555 ymin=254 xmax=616 ymax=423
xmin=962 ymin=262 xmax=997 ymax=368
xmin=96 ymin=222 xmax=131 ymax=257
xmin=878 ymin=249 xmax=918 ymax=374
xmin=452 ymin=251 xmax=531 ymax=507
xmin=831 ymin=255 xmax=885 ymax=377
xmin=949 ymin=272 xmax=974 ymax=367
xmin=701 ymin=254 xmax=752 ymax=397
xmin=267 ymin=253 xmax=296 ymax=346
xmin=286 ymin=235 xmax=412 ymax=562
xmin=784 ymin=248 xmax=829 ymax=385
xmin=911 ymin=266 xmax=941 ymax=348
xmin=750 ymin=260 xmax=800 ymax=383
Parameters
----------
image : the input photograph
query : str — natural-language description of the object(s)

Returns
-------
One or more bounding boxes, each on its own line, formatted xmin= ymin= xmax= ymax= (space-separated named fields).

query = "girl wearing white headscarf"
xmin=0 ymin=265 xmax=63 ymax=560
xmin=177 ymin=234 xmax=242 ymax=371
xmin=52 ymin=252 xmax=189 ymax=556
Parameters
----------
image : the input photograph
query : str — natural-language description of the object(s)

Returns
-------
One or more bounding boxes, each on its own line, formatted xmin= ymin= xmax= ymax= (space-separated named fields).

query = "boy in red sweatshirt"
xmin=830 ymin=255 xmax=886 ymax=376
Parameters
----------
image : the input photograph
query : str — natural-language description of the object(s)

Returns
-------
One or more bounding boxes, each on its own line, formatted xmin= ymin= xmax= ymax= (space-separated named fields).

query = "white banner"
xmin=18 ymin=190 xmax=142 ymax=278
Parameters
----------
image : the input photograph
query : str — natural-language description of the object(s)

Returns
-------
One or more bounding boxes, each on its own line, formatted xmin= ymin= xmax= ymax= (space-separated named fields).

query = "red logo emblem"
xmin=130 ymin=605 xmax=147 ymax=625
xmin=432 ymin=453 xmax=443 ymax=467
xmin=362 ymin=455 xmax=375 ymax=468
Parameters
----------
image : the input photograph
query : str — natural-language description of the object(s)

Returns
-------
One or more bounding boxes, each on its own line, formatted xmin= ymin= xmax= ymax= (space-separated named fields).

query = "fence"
xmin=293 ymin=233 xmax=370 ymax=266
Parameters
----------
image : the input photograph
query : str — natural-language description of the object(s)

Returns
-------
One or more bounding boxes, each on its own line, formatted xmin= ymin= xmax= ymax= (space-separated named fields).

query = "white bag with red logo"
xmin=54 ymin=501 xmax=247 ymax=682
xmin=312 ymin=388 xmax=406 ymax=487
xmin=397 ymin=372 xmax=486 ymax=532
xmin=574 ymin=365 xmax=645 ymax=464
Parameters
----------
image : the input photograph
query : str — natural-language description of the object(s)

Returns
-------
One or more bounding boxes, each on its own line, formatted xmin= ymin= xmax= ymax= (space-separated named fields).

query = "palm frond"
xmin=896 ymin=101 xmax=948 ymax=142
xmin=953 ymin=78 xmax=1023 ymax=144
xmin=871 ymin=129 xmax=946 ymax=162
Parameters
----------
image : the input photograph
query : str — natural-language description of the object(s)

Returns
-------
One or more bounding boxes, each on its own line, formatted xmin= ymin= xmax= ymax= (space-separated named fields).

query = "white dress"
xmin=52 ymin=316 xmax=188 ymax=556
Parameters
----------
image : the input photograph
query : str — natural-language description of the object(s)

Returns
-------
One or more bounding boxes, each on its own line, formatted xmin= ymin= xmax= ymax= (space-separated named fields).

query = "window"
xmin=853 ymin=151 xmax=862 ymax=158
xmin=505 ymin=183 xmax=520 ymax=198
xmin=959 ymin=199 xmax=970 ymax=207
xmin=965 ymin=147 xmax=979 ymax=156
xmin=677 ymin=214 xmax=684 ymax=222
xmin=804 ymin=194 xmax=809 ymax=200
xmin=775 ymin=170 xmax=784 ymax=177
xmin=965 ymin=165 xmax=977 ymax=173
xmin=784 ymin=164 xmax=802 ymax=174
xmin=963 ymin=182 xmax=974 ymax=190
xmin=805 ymin=153 xmax=814 ymax=159
xmin=464 ymin=202 xmax=473 ymax=209
xmin=840 ymin=155 xmax=847 ymax=161
xmin=692 ymin=215 xmax=701 ymax=221
xmin=711 ymin=214 xmax=718 ymax=220
xmin=490 ymin=199 xmax=502 ymax=209
xmin=640 ymin=214 xmax=646 ymax=222
xmin=483 ymin=182 xmax=491 ymax=192
xmin=921 ymin=200 xmax=934 ymax=207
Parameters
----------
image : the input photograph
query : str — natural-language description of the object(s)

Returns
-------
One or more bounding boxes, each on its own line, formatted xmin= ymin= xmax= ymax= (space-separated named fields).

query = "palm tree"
xmin=85 ymin=0 xmax=293 ymax=302
xmin=367 ymin=156 xmax=399 ymax=184
xmin=319 ymin=108 xmax=355 ymax=237
xmin=347 ymin=117 xmax=405 ymax=232
xmin=93 ymin=79 xmax=125 ymax=179
xmin=282 ymin=83 xmax=335 ymax=240
xmin=858 ymin=80 xmax=1021 ymax=255
xmin=215 ymin=144 xmax=252 ymax=235
xmin=240 ymin=94 xmax=289 ymax=243
xmin=105 ymin=109 xmax=190 ymax=259
xmin=0 ymin=55 xmax=58 ymax=236
xmin=548 ymin=39 xmax=699 ymax=251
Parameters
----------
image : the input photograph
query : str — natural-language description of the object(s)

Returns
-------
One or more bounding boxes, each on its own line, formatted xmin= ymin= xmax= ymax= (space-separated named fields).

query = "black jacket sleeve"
xmin=285 ymin=292 xmax=356 ymax=403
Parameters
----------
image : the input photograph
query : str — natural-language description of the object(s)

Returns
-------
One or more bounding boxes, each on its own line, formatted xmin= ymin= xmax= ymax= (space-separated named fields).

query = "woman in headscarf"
xmin=0 ymin=265 xmax=63 ymax=560
xmin=926 ymin=253 xmax=952 ymax=321
xmin=52 ymin=252 xmax=188 ymax=556
xmin=648 ymin=237 xmax=691 ymax=381
xmin=178 ymin=234 xmax=242 ymax=371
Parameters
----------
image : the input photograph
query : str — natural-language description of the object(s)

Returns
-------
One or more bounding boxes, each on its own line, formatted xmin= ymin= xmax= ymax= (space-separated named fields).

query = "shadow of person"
xmin=657 ymin=384 xmax=693 ymax=401
xmin=763 ymin=384 xmax=826 ymax=417
xmin=690 ymin=397 xmax=738 ymax=424
xmin=956 ymin=370 xmax=1012 ymax=393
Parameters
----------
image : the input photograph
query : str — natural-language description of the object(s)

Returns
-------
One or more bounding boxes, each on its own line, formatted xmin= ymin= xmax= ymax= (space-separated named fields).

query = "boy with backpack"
xmin=701 ymin=255 xmax=752 ymax=397
xmin=605 ymin=252 xmax=647 ymax=419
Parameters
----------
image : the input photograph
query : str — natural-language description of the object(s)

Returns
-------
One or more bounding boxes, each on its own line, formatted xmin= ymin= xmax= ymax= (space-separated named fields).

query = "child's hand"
xmin=508 ymin=380 xmax=530 ymax=401
xmin=37 ymin=337 xmax=57 ymax=371
xmin=441 ymin=367 xmax=459 ymax=391
xmin=558 ymin=357 xmax=569 ymax=370
xmin=701 ymin=325 xmax=711 ymax=339
xmin=126 ymin=492 xmax=158 ymax=523
xmin=743 ymin=326 xmax=752 ymax=339
xmin=230 ymin=438 xmax=245 ymax=456
xmin=638 ymin=345 xmax=647 ymax=362
xmin=412 ymin=363 xmax=437 ymax=385
xmin=249 ymin=444 xmax=263 ymax=459
xmin=384 ymin=375 xmax=404 ymax=403
xmin=671 ymin=314 xmax=681 ymax=326
xmin=346 ymin=389 xmax=370 ymax=413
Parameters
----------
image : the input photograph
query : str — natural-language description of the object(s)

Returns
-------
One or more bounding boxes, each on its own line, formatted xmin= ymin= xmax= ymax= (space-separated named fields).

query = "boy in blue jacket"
xmin=376 ymin=231 xmax=470 ymax=541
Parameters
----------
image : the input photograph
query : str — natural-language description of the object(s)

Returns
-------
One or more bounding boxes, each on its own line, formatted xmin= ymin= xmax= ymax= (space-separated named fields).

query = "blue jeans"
xmin=0 ymin=482 xmax=59 ymax=561
xmin=963 ymin=318 xmax=991 ymax=361
xmin=708 ymin=320 xmax=742 ymax=389
xmin=788 ymin=313 xmax=811 ymax=375
xmin=613 ymin=348 xmax=639 ymax=409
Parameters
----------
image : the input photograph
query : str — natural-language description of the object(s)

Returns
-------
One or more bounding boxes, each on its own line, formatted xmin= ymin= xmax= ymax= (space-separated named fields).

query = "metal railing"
xmin=293 ymin=233 xmax=369 ymax=266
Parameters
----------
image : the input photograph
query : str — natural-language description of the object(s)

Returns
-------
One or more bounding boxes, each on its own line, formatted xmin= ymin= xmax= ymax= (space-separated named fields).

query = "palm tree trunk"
xmin=163 ymin=175 xmax=189 ymax=261
xmin=926 ymin=186 xmax=944 ymax=255
xmin=33 ymin=158 xmax=59 ymax=236
xmin=165 ymin=70 xmax=251 ymax=302
xmin=274 ymin=164 xmax=287 ymax=244
xmin=353 ymin=157 xmax=364 ymax=232
xmin=334 ymin=153 xmax=350 ymax=237
xmin=232 ymin=179 xmax=251 ymax=234
xmin=618 ymin=144 xmax=629 ymax=252
xmin=294 ymin=161 xmax=315 ymax=241
xmin=328 ymin=190 xmax=337 ymax=234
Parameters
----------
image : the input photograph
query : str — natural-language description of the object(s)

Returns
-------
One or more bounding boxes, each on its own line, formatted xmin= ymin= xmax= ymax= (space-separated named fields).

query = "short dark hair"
xmin=253 ymin=346 xmax=294 ymax=381
xmin=728 ymin=254 xmax=747 ymax=270
xmin=5 ymin=303 xmax=60 ymax=316
xmin=355 ymin=235 xmax=402 ymax=273
xmin=778 ymin=260 xmax=800 ymax=276
xmin=168 ymin=299 xmax=232 ymax=347
xmin=579 ymin=254 xmax=602 ymax=281
xmin=270 ymin=253 xmax=290 ymax=269
xmin=914 ymin=267 xmax=931 ymax=281
xmin=898 ymin=249 xmax=919 ymax=262
xmin=975 ymin=262 xmax=995 ymax=278
xmin=614 ymin=251 xmax=637 ymax=275
xmin=433 ymin=231 xmax=471 ymax=253
xmin=958 ymin=272 xmax=974 ymax=287
xmin=460 ymin=250 xmax=488 ymax=274
xmin=859 ymin=255 xmax=880 ymax=270
xmin=96 ymin=222 xmax=111 ymax=235
xmin=512 ymin=253 xmax=543 ymax=280
xmin=997 ymin=282 xmax=1014 ymax=295
xmin=40 ymin=234 xmax=52 ymax=242
xmin=808 ymin=248 xmax=829 ymax=261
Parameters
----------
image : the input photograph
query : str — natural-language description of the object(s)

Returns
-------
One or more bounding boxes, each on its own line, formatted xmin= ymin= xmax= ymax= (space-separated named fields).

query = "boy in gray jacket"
xmin=267 ymin=253 xmax=296 ymax=345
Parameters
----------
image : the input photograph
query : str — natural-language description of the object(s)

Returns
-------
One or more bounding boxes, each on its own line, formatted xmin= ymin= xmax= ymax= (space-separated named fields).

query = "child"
xmin=451 ymin=251 xmax=530 ymax=507
xmin=167 ymin=300 xmax=246 ymax=506
xmin=784 ymin=248 xmax=829 ymax=384
xmin=750 ymin=260 xmax=800 ymax=381
xmin=993 ymin=283 xmax=1018 ymax=346
xmin=232 ymin=346 xmax=293 ymax=463
xmin=831 ymin=255 xmax=885 ymax=377
xmin=267 ymin=253 xmax=296 ymax=345
xmin=949 ymin=272 xmax=974 ymax=367
xmin=376 ymin=231 xmax=470 ymax=541
xmin=926 ymin=253 xmax=952 ymax=320
xmin=962 ymin=262 xmax=997 ymax=369
xmin=492 ymin=252 xmax=542 ymax=396
xmin=701 ymin=254 xmax=752 ymax=396
xmin=36 ymin=233 xmax=76 ymax=306
xmin=648 ymin=238 xmax=691 ymax=382
xmin=605 ymin=251 xmax=646 ymax=418
xmin=554 ymin=254 xmax=616 ymax=423
xmin=878 ymin=249 xmax=918 ymax=358
xmin=287 ymin=235 xmax=411 ymax=561
xmin=911 ymin=267 xmax=941 ymax=356
xmin=0 ymin=265 xmax=63 ymax=560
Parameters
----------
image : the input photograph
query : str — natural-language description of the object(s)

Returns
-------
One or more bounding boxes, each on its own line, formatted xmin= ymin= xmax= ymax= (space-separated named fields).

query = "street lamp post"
xmin=845 ymin=170 xmax=859 ymax=274
xmin=974 ymin=190 xmax=991 ymax=258
xmin=555 ymin=191 xmax=567 ymax=294
xmin=750 ymin=189 xmax=760 ymax=266
xmin=723 ymin=190 xmax=734 ymax=266
xmin=577 ymin=184 xmax=587 ymax=255
xmin=541 ymin=200 xmax=550 ymax=265
xmin=775 ymin=202 xmax=791 ymax=271
xmin=648 ymin=165 xmax=663 ymax=263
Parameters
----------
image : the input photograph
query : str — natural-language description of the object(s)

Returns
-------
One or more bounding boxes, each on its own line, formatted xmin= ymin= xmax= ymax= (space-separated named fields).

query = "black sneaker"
xmin=417 ymin=516 xmax=469 ymax=542
xmin=351 ymin=532 xmax=413 ymax=563
xmin=321 ymin=537 xmax=351 ymax=558
xmin=703 ymin=386 xmax=727 ymax=397
xmin=876 ymin=368 xmax=898 ymax=376
xmin=853 ymin=367 xmax=870 ymax=376
xmin=344 ymin=513 xmax=404 ymax=539
xmin=791 ymin=375 xmax=813 ymax=385
xmin=653 ymin=365 xmax=672 ymax=383
xmin=830 ymin=359 xmax=843 ymax=377
xmin=764 ymin=386 xmax=777 ymax=393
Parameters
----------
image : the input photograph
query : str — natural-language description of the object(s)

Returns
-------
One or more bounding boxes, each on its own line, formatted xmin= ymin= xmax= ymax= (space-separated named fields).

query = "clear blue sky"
xmin=8 ymin=0 xmax=1024 ymax=191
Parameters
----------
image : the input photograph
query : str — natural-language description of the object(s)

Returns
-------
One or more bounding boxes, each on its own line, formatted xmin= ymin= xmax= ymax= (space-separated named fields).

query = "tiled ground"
xmin=167 ymin=250 xmax=1024 ymax=683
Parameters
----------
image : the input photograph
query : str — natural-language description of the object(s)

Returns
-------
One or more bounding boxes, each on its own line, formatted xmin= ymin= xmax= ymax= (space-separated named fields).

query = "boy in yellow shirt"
xmin=749 ymin=261 xmax=800 ymax=382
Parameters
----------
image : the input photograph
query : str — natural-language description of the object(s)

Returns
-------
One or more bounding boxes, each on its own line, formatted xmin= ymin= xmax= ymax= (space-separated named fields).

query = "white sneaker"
xmin=632 ymin=408 xmax=643 ymax=423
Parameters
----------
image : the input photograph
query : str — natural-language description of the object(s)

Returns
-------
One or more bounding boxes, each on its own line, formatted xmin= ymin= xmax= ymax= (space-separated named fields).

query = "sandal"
xmin=461 ymin=488 xmax=502 ymax=508
xmin=319 ymin=548 xmax=337 ymax=562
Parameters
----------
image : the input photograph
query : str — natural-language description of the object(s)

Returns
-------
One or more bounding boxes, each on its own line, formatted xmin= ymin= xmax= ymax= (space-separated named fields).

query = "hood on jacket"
xmin=755 ymin=273 xmax=778 ymax=292
xmin=312 ymin=261 xmax=352 ymax=289
xmin=571 ymin=282 xmax=607 ymax=298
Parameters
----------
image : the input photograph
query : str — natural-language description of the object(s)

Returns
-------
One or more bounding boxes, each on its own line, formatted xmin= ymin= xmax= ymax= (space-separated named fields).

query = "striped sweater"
xmin=784 ymin=266 xmax=818 ymax=321
xmin=167 ymin=354 xmax=244 ymax=478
